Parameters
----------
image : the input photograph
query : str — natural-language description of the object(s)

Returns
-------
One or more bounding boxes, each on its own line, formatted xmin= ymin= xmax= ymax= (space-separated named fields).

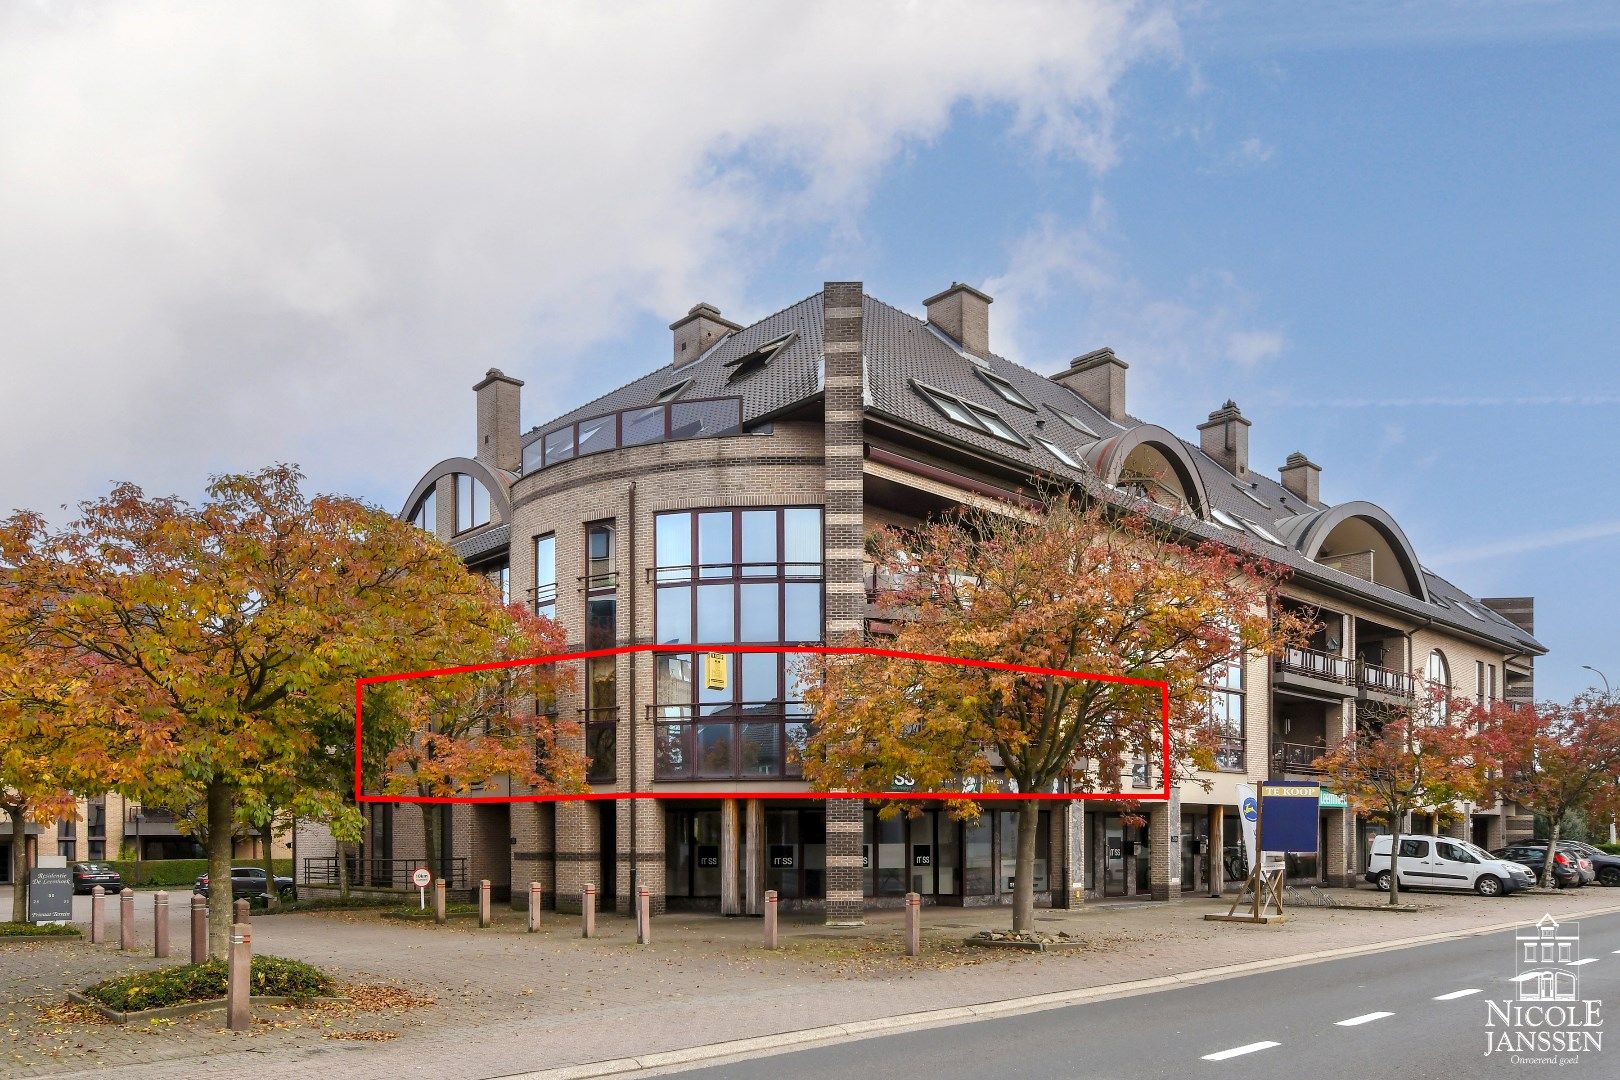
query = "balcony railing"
xmin=1272 ymin=740 xmax=1327 ymax=774
xmin=1357 ymin=661 xmax=1415 ymax=697
xmin=522 ymin=396 xmax=744 ymax=474
xmin=1276 ymin=646 xmax=1354 ymax=684
xmin=302 ymin=855 xmax=469 ymax=890
xmin=653 ymin=706 xmax=808 ymax=780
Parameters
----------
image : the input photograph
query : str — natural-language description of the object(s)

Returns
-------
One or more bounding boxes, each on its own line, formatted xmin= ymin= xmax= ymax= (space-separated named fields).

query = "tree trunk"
xmin=420 ymin=802 xmax=441 ymax=888
xmin=260 ymin=819 xmax=279 ymax=910
xmin=1387 ymin=825 xmax=1402 ymax=907
xmin=336 ymin=836 xmax=350 ymax=900
xmin=5 ymin=804 xmax=28 ymax=923
xmin=205 ymin=778 xmax=236 ymax=960
xmin=1011 ymin=799 xmax=1039 ymax=934
xmin=1542 ymin=818 xmax=1563 ymax=890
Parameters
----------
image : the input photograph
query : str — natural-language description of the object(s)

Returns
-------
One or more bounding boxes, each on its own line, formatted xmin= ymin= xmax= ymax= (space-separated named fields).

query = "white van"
xmin=1364 ymin=835 xmax=1536 ymax=897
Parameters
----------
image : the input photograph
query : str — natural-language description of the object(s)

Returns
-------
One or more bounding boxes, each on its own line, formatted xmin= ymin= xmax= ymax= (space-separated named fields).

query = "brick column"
xmin=510 ymin=803 xmax=555 ymax=911
xmin=821 ymin=281 xmax=867 ymax=928
xmin=1148 ymin=797 xmax=1181 ymax=902
xmin=553 ymin=801 xmax=596 ymax=914
xmin=626 ymin=797 xmax=666 ymax=917
xmin=744 ymin=799 xmax=765 ymax=916
xmin=720 ymin=798 xmax=741 ymax=916
xmin=1324 ymin=808 xmax=1350 ymax=887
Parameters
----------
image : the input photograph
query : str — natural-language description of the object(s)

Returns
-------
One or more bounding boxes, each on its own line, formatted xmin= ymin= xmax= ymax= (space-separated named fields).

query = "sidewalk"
xmin=9 ymin=888 xmax=1620 ymax=1079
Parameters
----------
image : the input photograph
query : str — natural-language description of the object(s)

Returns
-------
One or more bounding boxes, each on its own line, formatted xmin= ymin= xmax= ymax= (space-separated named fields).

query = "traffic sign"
xmin=412 ymin=866 xmax=432 ymax=909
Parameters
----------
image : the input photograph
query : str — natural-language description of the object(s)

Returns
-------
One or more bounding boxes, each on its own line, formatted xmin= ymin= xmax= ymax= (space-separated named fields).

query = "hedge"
xmin=0 ymin=921 xmax=81 ymax=937
xmin=1598 ymin=842 xmax=1620 ymax=856
xmin=83 ymin=954 xmax=330 ymax=1012
xmin=101 ymin=858 xmax=294 ymax=888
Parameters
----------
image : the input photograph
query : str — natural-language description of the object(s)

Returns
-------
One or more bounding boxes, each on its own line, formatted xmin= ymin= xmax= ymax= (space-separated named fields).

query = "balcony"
xmin=1272 ymin=740 xmax=1327 ymax=776
xmin=1273 ymin=646 xmax=1356 ymax=699
xmin=522 ymin=396 xmax=744 ymax=474
xmin=653 ymin=706 xmax=808 ymax=781
xmin=1356 ymin=661 xmax=1415 ymax=699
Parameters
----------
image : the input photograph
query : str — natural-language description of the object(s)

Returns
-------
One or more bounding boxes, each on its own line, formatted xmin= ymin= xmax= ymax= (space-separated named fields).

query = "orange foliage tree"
xmin=802 ymin=494 xmax=1306 ymax=934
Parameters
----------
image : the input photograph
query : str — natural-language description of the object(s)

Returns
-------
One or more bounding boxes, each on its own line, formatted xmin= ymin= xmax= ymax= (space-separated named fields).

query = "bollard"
xmin=233 ymin=897 xmax=250 ymax=925
xmin=153 ymin=892 xmax=170 ymax=958
xmin=89 ymin=886 xmax=105 ymax=945
xmin=582 ymin=883 xmax=596 ymax=939
xmin=434 ymin=879 xmax=447 ymax=924
xmin=636 ymin=885 xmax=651 ymax=945
xmin=226 ymin=922 xmax=252 ymax=1031
xmin=479 ymin=879 xmax=492 ymax=928
xmin=190 ymin=893 xmax=207 ymax=963
xmin=763 ymin=889 xmax=779 ymax=950
xmin=527 ymin=881 xmax=543 ymax=933
xmin=905 ymin=891 xmax=921 ymax=957
xmin=119 ymin=888 xmax=135 ymax=950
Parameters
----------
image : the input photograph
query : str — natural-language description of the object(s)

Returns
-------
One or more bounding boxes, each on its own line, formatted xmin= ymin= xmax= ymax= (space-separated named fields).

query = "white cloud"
xmin=1428 ymin=519 xmax=1620 ymax=567
xmin=0 ymin=1 xmax=1178 ymax=515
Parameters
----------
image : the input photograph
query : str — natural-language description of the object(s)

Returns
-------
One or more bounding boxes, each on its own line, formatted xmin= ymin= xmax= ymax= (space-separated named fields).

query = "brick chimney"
xmin=923 ymin=282 xmax=992 ymax=359
xmin=472 ymin=368 xmax=524 ymax=473
xmin=1051 ymin=347 xmax=1128 ymax=423
xmin=669 ymin=302 xmax=741 ymax=366
xmin=1198 ymin=400 xmax=1251 ymax=477
xmin=1278 ymin=451 xmax=1322 ymax=505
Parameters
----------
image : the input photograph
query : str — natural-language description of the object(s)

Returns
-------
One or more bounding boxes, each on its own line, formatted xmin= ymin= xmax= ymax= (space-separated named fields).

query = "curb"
xmin=497 ymin=899 xmax=1620 ymax=1079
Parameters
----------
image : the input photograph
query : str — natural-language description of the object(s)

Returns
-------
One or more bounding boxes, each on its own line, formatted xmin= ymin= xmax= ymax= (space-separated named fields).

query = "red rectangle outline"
xmin=355 ymin=643 xmax=1171 ymax=805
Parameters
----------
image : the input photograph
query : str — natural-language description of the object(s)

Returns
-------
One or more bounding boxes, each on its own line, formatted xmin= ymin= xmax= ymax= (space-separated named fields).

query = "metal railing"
xmin=652 ymin=706 xmax=808 ymax=780
xmin=1276 ymin=646 xmax=1354 ymax=683
xmin=302 ymin=855 xmax=469 ymax=890
xmin=1273 ymin=740 xmax=1327 ymax=774
xmin=1356 ymin=661 xmax=1415 ymax=697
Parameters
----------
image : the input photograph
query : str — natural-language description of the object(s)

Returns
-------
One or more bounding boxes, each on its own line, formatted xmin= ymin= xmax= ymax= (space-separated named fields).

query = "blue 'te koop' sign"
xmin=1259 ymin=781 xmax=1320 ymax=853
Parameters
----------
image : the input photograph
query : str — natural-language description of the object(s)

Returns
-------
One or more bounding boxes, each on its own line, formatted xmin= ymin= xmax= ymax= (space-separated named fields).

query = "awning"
xmin=1318 ymin=789 xmax=1349 ymax=810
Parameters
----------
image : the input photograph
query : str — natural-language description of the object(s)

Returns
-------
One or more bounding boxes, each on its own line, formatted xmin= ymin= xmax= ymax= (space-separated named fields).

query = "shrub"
xmin=0 ymin=922 xmax=81 ymax=937
xmin=101 ymin=859 xmax=295 ymax=888
xmin=1598 ymin=842 xmax=1620 ymax=856
xmin=83 ymin=954 xmax=331 ymax=1012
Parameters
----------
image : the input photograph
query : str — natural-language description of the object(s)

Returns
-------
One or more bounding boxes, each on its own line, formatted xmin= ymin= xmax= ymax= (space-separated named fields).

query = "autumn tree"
xmin=1483 ymin=691 xmax=1620 ymax=888
xmin=0 ymin=465 xmax=552 ymax=955
xmin=802 ymin=494 xmax=1306 ymax=934
xmin=375 ymin=607 xmax=585 ymax=878
xmin=1314 ymin=689 xmax=1486 ymax=906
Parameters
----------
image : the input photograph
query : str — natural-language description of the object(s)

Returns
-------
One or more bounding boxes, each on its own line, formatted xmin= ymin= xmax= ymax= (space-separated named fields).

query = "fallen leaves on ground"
xmin=36 ymin=1001 xmax=109 ymax=1026
xmin=324 ymin=1029 xmax=400 ymax=1041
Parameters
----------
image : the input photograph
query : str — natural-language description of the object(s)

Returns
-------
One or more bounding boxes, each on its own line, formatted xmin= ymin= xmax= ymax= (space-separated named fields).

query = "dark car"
xmin=193 ymin=866 xmax=295 ymax=901
xmin=1494 ymin=843 xmax=1584 ymax=888
xmin=70 ymin=863 xmax=123 ymax=894
xmin=1561 ymin=842 xmax=1620 ymax=887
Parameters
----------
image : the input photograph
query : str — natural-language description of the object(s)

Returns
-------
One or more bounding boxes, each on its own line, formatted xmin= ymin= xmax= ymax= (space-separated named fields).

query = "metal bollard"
xmin=119 ymin=888 xmax=135 ymax=950
xmin=153 ymin=892 xmax=170 ymax=958
xmin=527 ymin=881 xmax=543 ymax=932
xmin=434 ymin=879 xmax=446 ymax=924
xmin=905 ymin=891 xmax=921 ymax=957
xmin=636 ymin=885 xmax=651 ymax=945
xmin=89 ymin=886 xmax=105 ymax=945
xmin=190 ymin=893 xmax=207 ymax=963
xmin=582 ymin=883 xmax=596 ymax=939
xmin=226 ymin=922 xmax=252 ymax=1031
xmin=233 ymin=897 xmax=250 ymax=925
xmin=479 ymin=879 xmax=492 ymax=927
xmin=763 ymin=889 xmax=779 ymax=950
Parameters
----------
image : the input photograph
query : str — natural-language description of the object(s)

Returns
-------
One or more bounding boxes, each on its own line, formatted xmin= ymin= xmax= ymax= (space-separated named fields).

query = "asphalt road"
xmin=679 ymin=910 xmax=1619 ymax=1080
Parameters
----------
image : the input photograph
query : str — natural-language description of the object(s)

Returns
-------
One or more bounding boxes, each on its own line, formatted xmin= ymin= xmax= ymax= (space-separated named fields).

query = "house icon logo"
xmin=1514 ymin=914 xmax=1581 ymax=1003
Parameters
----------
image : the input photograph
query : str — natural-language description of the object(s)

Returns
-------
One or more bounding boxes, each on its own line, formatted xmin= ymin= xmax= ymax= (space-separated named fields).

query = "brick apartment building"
xmin=297 ymin=280 xmax=1544 ymax=920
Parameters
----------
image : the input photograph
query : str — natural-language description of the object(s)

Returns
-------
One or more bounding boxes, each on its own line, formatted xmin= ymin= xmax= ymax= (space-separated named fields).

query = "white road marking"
xmin=1336 ymin=1012 xmax=1394 ymax=1027
xmin=1569 ymin=958 xmax=1598 ymax=966
xmin=1202 ymin=1041 xmax=1281 ymax=1061
xmin=1434 ymin=989 xmax=1481 ymax=1001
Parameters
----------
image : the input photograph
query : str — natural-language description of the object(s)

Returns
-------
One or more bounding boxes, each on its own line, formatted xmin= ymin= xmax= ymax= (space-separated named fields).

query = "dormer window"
xmin=912 ymin=381 xmax=1027 ymax=447
xmin=651 ymin=379 xmax=690 ymax=405
xmin=977 ymin=369 xmax=1035 ymax=411
xmin=725 ymin=332 xmax=795 ymax=381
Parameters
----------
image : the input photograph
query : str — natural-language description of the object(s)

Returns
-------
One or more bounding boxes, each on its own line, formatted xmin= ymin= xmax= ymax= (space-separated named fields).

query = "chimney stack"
xmin=669 ymin=302 xmax=741 ymax=366
xmin=473 ymin=368 xmax=524 ymax=473
xmin=1051 ymin=347 xmax=1129 ymax=423
xmin=1278 ymin=451 xmax=1322 ymax=506
xmin=1198 ymin=400 xmax=1251 ymax=477
xmin=923 ymin=282 xmax=993 ymax=359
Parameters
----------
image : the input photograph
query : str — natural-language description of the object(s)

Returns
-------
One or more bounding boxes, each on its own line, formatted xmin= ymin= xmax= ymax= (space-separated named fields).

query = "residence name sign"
xmin=27 ymin=866 xmax=73 ymax=924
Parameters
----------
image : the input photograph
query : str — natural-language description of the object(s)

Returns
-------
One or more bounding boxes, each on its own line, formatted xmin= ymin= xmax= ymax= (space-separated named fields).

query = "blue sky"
xmin=3 ymin=2 xmax=1615 ymax=699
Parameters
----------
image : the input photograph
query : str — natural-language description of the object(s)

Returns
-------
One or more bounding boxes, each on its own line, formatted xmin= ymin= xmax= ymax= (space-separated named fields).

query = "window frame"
xmin=976 ymin=369 xmax=1036 ymax=411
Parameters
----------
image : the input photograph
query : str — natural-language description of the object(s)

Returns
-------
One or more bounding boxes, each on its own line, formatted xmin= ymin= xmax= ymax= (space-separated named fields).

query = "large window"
xmin=409 ymin=489 xmax=435 ymax=533
xmin=532 ymin=534 xmax=556 ymax=621
xmin=652 ymin=507 xmax=823 ymax=780
xmin=1207 ymin=653 xmax=1245 ymax=771
xmin=1426 ymin=649 xmax=1452 ymax=719
xmin=455 ymin=474 xmax=490 ymax=533
xmin=584 ymin=522 xmax=617 ymax=783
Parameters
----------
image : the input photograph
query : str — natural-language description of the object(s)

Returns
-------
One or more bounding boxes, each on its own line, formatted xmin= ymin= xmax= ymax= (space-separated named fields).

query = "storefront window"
xmin=997 ymin=810 xmax=1049 ymax=893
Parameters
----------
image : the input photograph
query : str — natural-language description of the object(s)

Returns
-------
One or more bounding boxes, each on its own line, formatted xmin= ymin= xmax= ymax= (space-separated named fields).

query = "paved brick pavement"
xmin=5 ymin=886 xmax=1619 ymax=1078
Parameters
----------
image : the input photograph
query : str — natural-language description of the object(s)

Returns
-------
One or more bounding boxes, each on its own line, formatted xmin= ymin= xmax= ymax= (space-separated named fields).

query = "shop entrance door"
xmin=1102 ymin=816 xmax=1127 ymax=896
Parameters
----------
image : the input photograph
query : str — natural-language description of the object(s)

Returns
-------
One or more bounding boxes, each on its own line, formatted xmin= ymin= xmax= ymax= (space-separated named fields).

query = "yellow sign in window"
xmin=704 ymin=652 xmax=728 ymax=691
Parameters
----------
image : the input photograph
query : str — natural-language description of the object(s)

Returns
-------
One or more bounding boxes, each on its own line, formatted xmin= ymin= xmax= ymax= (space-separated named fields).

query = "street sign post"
xmin=412 ymin=866 xmax=432 ymax=909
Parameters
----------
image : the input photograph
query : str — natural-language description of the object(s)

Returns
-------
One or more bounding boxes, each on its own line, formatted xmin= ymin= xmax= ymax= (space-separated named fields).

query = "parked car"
xmin=1365 ymin=835 xmax=1534 ymax=896
xmin=1493 ymin=843 xmax=1585 ymax=888
xmin=193 ymin=866 xmax=295 ymax=901
xmin=70 ymin=863 xmax=123 ymax=894
xmin=1559 ymin=842 xmax=1620 ymax=887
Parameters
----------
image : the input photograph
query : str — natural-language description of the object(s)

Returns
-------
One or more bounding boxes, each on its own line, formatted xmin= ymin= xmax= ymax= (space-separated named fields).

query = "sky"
xmin=2 ymin=1 xmax=1616 ymax=700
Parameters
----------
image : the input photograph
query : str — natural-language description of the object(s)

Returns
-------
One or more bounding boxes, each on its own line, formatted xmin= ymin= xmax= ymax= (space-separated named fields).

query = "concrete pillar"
xmin=582 ymin=883 xmax=597 ymax=938
xmin=226 ymin=922 xmax=251 ymax=1031
xmin=190 ymin=893 xmax=207 ymax=962
xmin=1148 ymin=802 xmax=1181 ymax=902
xmin=904 ymin=891 xmax=920 ymax=957
xmin=89 ymin=886 xmax=105 ymax=944
xmin=478 ymin=879 xmax=492 ymax=927
xmin=153 ymin=892 xmax=169 ymax=957
xmin=433 ymin=879 xmax=446 ymax=924
xmin=824 ymin=798 xmax=865 ymax=926
xmin=743 ymin=799 xmax=765 ymax=916
xmin=636 ymin=885 xmax=651 ymax=945
xmin=763 ymin=889 xmax=779 ymax=949
xmin=719 ymin=799 xmax=741 ymax=916
xmin=119 ymin=888 xmax=134 ymax=950
xmin=1208 ymin=806 xmax=1226 ymax=897
xmin=1060 ymin=801 xmax=1086 ymax=908
xmin=527 ymin=881 xmax=543 ymax=932
xmin=233 ymin=898 xmax=249 ymax=925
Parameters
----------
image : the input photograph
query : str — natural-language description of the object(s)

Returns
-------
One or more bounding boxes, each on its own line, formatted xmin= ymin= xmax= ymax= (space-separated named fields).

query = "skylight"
xmin=651 ymin=379 xmax=690 ymax=404
xmin=1033 ymin=435 xmax=1081 ymax=469
xmin=963 ymin=402 xmax=1024 ymax=444
xmin=978 ymin=370 xmax=1035 ymax=411
xmin=1047 ymin=405 xmax=1098 ymax=438
xmin=725 ymin=332 xmax=794 ymax=380
xmin=912 ymin=381 xmax=1028 ymax=447
xmin=1236 ymin=516 xmax=1284 ymax=544
xmin=1234 ymin=484 xmax=1271 ymax=510
xmin=1211 ymin=508 xmax=1247 ymax=532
